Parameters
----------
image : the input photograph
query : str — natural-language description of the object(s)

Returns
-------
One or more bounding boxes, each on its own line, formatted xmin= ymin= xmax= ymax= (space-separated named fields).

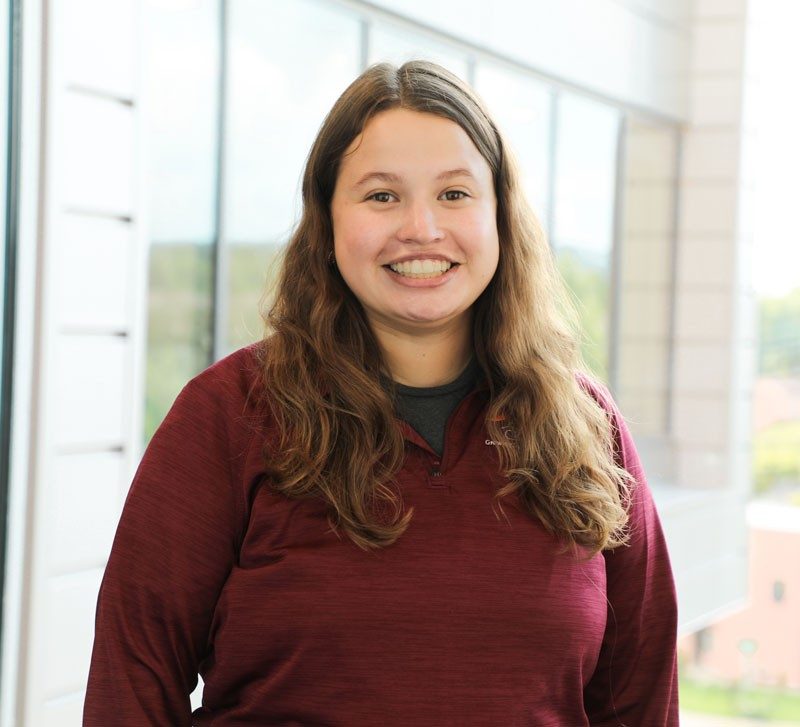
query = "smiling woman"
xmin=84 ymin=60 xmax=679 ymax=726
xmin=331 ymin=108 xmax=499 ymax=385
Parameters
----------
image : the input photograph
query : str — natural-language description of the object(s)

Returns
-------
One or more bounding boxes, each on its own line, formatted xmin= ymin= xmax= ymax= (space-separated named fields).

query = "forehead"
xmin=338 ymin=108 xmax=491 ymax=181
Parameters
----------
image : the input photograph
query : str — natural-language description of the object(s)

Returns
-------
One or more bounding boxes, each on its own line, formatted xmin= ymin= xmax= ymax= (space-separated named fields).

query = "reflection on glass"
xmin=224 ymin=0 xmax=361 ymax=353
xmin=552 ymin=93 xmax=619 ymax=382
xmin=474 ymin=62 xmax=552 ymax=225
xmin=369 ymin=24 xmax=469 ymax=80
xmin=142 ymin=0 xmax=219 ymax=441
xmin=616 ymin=118 xmax=677 ymax=441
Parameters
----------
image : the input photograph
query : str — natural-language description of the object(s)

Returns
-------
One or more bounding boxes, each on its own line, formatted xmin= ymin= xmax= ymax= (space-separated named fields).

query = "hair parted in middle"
xmin=257 ymin=59 xmax=632 ymax=555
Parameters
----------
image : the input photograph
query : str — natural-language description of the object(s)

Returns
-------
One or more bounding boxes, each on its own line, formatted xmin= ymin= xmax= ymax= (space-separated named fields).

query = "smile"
xmin=386 ymin=259 xmax=456 ymax=279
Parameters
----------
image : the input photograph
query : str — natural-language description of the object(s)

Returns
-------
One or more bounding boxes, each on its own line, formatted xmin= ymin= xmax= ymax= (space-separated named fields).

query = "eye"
xmin=441 ymin=190 xmax=468 ymax=201
xmin=366 ymin=192 xmax=395 ymax=203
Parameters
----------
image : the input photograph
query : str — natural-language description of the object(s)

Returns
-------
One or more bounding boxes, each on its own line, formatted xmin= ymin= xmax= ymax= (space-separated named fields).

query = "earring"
xmin=328 ymin=250 xmax=336 ymax=266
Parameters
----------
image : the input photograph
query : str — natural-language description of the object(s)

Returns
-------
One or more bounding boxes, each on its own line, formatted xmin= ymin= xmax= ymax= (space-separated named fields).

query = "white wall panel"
xmin=42 ymin=693 xmax=83 ymax=727
xmin=48 ymin=452 xmax=126 ymax=575
xmin=674 ymin=341 xmax=733 ymax=393
xmin=621 ymin=238 xmax=672 ymax=286
xmin=623 ymin=185 xmax=675 ymax=234
xmin=42 ymin=570 xmax=104 ymax=698
xmin=675 ymin=288 xmax=735 ymax=341
xmin=55 ymin=215 xmax=134 ymax=331
xmin=53 ymin=336 xmax=127 ymax=448
xmin=617 ymin=340 xmax=669 ymax=384
xmin=42 ymin=694 xmax=84 ymax=727
xmin=42 ymin=692 xmax=83 ymax=727
xmin=691 ymin=19 xmax=747 ymax=73
xmin=625 ymin=130 xmax=678 ymax=180
xmin=677 ymin=235 xmax=738 ymax=287
xmin=679 ymin=183 xmax=739 ymax=235
xmin=673 ymin=394 xmax=731 ymax=447
xmin=683 ymin=129 xmax=742 ymax=179
xmin=689 ymin=75 xmax=744 ymax=125
xmin=60 ymin=93 xmax=135 ymax=216
xmin=62 ymin=0 xmax=136 ymax=97
xmin=619 ymin=287 xmax=673 ymax=338
xmin=677 ymin=447 xmax=728 ymax=488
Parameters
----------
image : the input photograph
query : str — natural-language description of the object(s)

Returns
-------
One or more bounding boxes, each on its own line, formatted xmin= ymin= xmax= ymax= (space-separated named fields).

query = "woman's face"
xmin=330 ymin=108 xmax=499 ymax=338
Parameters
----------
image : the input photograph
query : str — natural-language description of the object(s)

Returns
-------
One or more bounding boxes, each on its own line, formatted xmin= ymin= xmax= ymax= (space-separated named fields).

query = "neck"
xmin=370 ymin=317 xmax=474 ymax=387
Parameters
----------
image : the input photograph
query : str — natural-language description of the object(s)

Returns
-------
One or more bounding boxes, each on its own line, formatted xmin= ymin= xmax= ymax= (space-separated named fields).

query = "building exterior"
xmin=684 ymin=501 xmax=800 ymax=690
xmin=0 ymin=0 xmax=762 ymax=724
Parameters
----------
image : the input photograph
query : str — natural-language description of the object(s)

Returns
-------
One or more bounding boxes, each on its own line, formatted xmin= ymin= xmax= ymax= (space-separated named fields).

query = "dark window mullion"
xmin=0 ymin=0 xmax=22 ymax=692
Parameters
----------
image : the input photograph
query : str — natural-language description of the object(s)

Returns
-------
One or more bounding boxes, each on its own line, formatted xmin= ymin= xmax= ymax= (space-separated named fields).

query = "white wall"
xmin=1 ymin=0 xmax=147 ymax=725
xmin=668 ymin=0 xmax=758 ymax=631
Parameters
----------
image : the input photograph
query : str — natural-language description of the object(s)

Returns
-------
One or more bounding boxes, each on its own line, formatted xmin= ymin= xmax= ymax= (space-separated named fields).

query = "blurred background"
xmin=0 ymin=0 xmax=798 ymax=724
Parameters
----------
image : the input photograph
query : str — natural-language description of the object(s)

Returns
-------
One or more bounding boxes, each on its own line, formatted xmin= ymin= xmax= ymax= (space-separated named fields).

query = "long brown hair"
xmin=257 ymin=60 xmax=631 ymax=554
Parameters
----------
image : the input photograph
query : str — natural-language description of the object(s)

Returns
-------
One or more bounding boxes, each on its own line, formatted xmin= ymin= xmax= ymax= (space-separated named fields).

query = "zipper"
xmin=427 ymin=389 xmax=478 ymax=481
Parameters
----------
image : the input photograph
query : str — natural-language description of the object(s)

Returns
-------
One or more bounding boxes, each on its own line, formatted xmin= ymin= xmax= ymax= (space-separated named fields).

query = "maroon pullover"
xmin=84 ymin=341 xmax=679 ymax=726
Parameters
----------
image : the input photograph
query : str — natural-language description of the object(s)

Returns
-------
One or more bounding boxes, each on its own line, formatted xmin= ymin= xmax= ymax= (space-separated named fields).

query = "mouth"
xmin=383 ymin=259 xmax=459 ymax=280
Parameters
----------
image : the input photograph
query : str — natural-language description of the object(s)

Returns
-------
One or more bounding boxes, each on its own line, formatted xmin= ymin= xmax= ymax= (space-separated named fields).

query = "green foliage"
xmin=226 ymin=242 xmax=281 ymax=349
xmin=754 ymin=287 xmax=800 ymax=493
xmin=143 ymin=241 xmax=278 ymax=443
xmin=144 ymin=243 xmax=214 ymax=443
xmin=680 ymin=676 xmax=800 ymax=720
xmin=556 ymin=248 xmax=609 ymax=381
xmin=759 ymin=287 xmax=800 ymax=376
xmin=753 ymin=419 xmax=800 ymax=493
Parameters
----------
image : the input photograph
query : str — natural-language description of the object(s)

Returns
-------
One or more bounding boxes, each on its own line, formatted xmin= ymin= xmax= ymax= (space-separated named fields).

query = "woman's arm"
xmin=83 ymin=366 xmax=252 ymax=726
xmin=581 ymin=380 xmax=679 ymax=726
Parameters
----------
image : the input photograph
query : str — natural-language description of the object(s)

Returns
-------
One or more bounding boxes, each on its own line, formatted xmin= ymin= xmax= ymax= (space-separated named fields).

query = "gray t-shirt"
xmin=392 ymin=357 xmax=481 ymax=456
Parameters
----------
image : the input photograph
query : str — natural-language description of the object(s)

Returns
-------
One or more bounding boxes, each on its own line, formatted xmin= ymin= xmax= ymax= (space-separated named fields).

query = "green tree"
xmin=758 ymin=287 xmax=800 ymax=376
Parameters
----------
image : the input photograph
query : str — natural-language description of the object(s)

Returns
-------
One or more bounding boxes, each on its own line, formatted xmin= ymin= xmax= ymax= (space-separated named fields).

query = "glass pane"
xmin=142 ymin=0 xmax=219 ymax=441
xmin=552 ymin=93 xmax=619 ymax=382
xmin=369 ymin=23 xmax=469 ymax=81
xmin=224 ymin=0 xmax=362 ymax=353
xmin=474 ymin=62 xmax=552 ymax=227
xmin=616 ymin=118 xmax=677 ymax=441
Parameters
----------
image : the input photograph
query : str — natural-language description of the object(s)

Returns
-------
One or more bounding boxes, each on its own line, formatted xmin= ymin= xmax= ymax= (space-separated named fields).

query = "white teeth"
xmin=388 ymin=259 xmax=454 ymax=278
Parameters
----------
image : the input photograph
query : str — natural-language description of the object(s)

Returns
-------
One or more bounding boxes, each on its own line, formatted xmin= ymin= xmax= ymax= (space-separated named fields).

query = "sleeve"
xmin=83 ymin=370 xmax=251 ymax=726
xmin=581 ymin=380 xmax=680 ymax=726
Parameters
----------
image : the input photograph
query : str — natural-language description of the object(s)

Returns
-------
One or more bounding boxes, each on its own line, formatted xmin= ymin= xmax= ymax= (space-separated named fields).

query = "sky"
xmin=751 ymin=0 xmax=800 ymax=298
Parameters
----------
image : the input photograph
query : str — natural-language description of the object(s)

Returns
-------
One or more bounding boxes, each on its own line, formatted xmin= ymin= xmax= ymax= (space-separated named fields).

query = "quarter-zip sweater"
xmin=84 ymin=341 xmax=679 ymax=726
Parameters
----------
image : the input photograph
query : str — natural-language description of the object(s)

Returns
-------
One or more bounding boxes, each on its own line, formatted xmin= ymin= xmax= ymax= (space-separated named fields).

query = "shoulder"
xmin=573 ymin=370 xmax=642 ymax=480
xmin=156 ymin=340 xmax=276 ymax=460
xmin=190 ymin=340 xmax=266 ymax=394
xmin=574 ymin=370 xmax=615 ymax=414
xmin=180 ymin=340 xmax=270 ymax=417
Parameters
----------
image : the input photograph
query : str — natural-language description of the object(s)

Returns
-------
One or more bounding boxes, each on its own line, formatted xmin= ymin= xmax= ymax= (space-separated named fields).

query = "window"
xmin=223 ymin=0 xmax=361 ymax=354
xmin=368 ymin=23 xmax=468 ymax=80
xmin=551 ymin=93 xmax=620 ymax=383
xmin=142 ymin=0 xmax=220 ymax=441
xmin=473 ymin=62 xmax=553 ymax=227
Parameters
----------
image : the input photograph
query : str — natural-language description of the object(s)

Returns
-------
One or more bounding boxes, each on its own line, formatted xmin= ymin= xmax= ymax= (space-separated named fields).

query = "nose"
xmin=396 ymin=199 xmax=444 ymax=244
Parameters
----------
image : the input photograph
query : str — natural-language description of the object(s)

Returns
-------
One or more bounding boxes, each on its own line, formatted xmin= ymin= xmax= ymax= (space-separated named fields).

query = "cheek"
xmin=334 ymin=213 xmax=382 ymax=259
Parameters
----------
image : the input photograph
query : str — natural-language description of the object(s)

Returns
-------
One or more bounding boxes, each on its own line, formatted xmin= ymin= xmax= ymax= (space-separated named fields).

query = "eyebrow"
xmin=351 ymin=168 xmax=476 ymax=190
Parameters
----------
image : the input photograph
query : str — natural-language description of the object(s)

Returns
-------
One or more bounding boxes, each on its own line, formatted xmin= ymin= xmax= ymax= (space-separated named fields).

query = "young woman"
xmin=84 ymin=60 xmax=679 ymax=726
